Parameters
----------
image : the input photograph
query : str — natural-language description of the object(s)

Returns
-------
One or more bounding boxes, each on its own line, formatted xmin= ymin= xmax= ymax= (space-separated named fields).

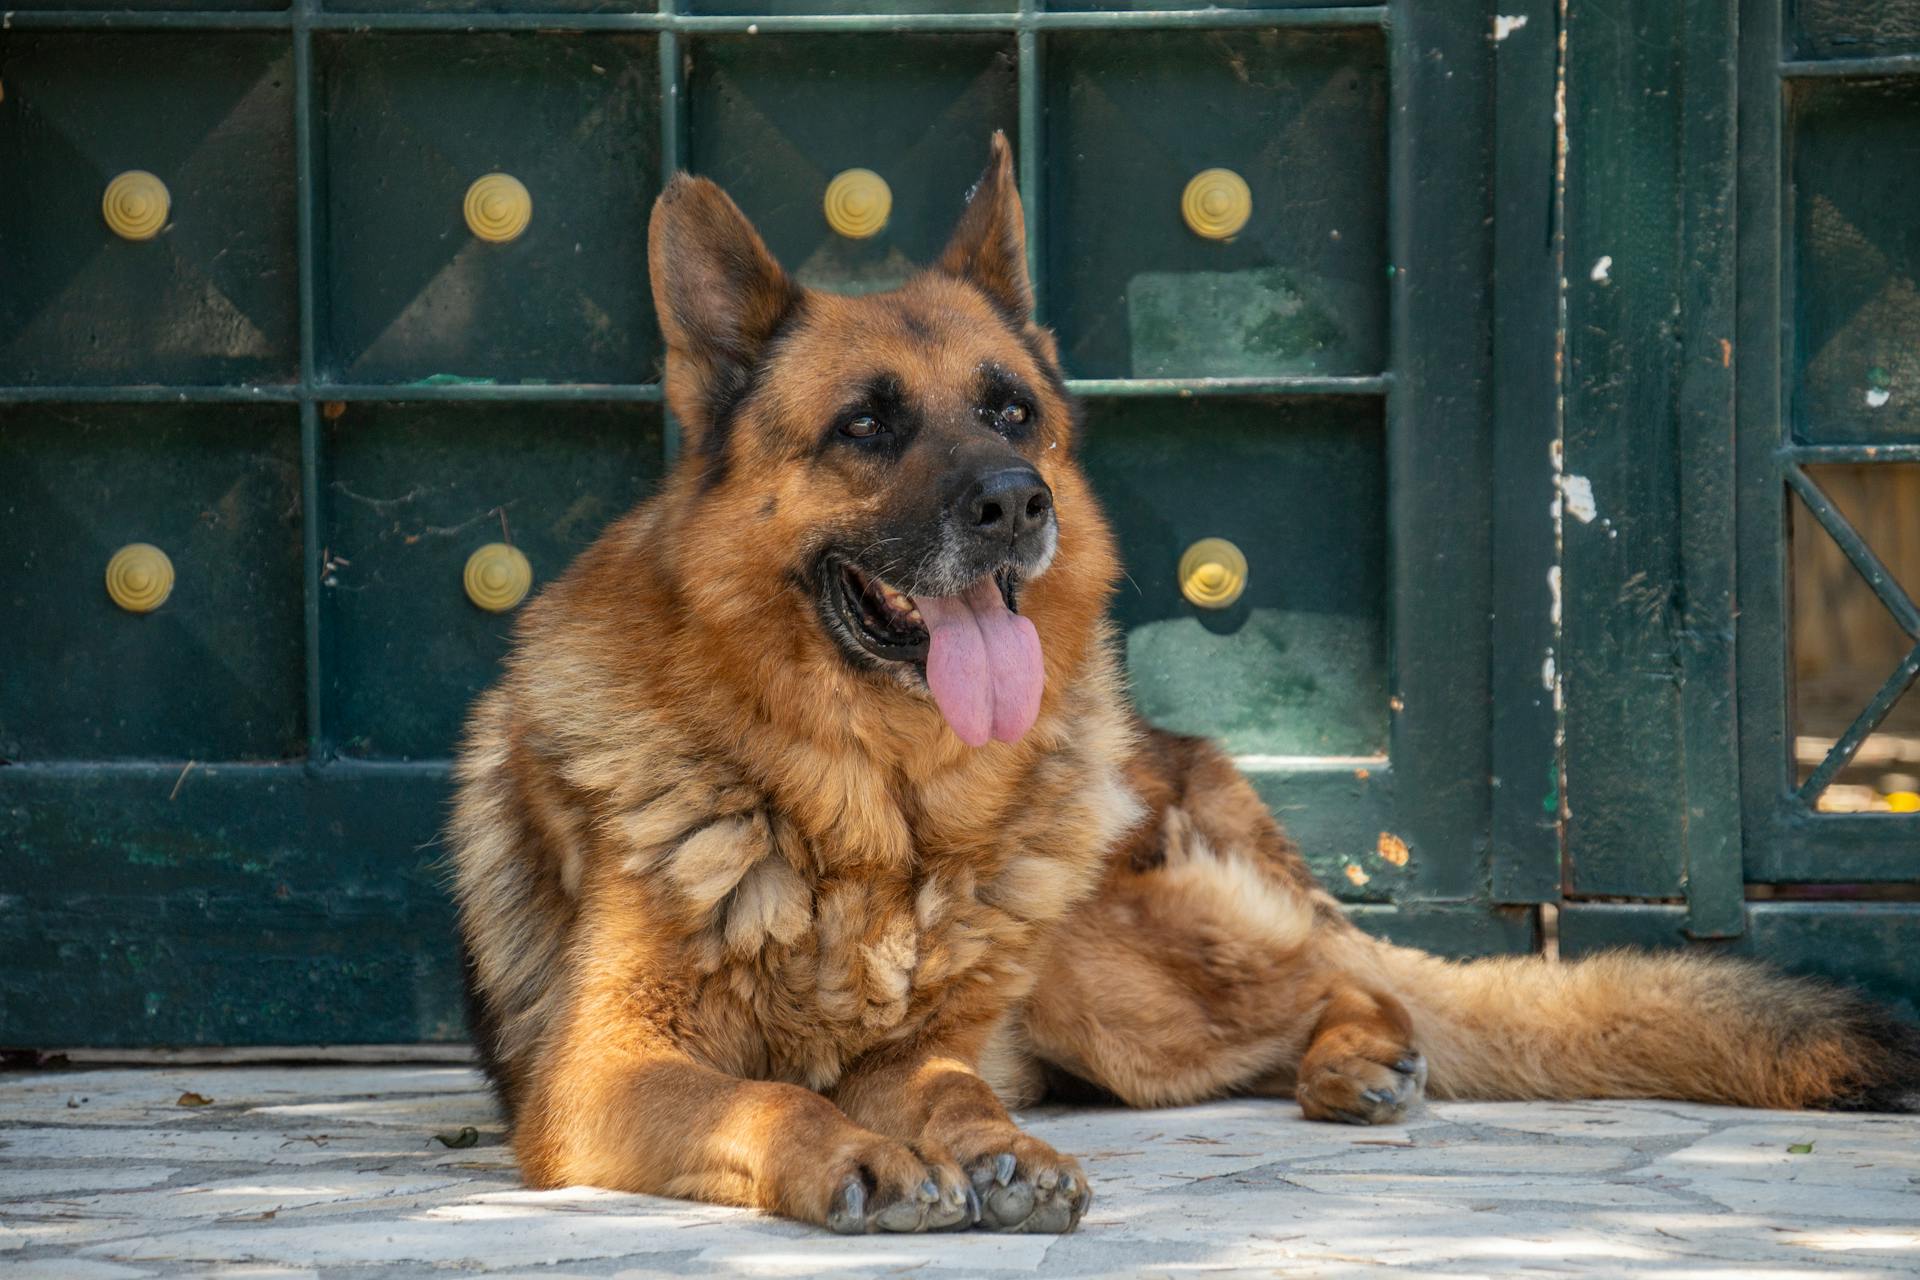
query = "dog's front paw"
xmin=932 ymin=1129 xmax=1088 ymax=1233
xmin=817 ymin=1136 xmax=976 ymax=1234
xmin=1298 ymin=1048 xmax=1428 ymax=1125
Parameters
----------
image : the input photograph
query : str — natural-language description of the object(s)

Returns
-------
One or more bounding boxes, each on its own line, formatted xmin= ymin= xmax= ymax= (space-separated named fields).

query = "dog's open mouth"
xmin=836 ymin=560 xmax=935 ymax=663
xmin=827 ymin=557 xmax=1043 ymax=747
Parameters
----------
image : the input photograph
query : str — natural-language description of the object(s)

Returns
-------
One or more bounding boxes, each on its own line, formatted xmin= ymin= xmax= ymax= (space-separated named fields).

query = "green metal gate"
xmin=1535 ymin=0 xmax=1920 ymax=1010
xmin=0 ymin=0 xmax=1912 ymax=1047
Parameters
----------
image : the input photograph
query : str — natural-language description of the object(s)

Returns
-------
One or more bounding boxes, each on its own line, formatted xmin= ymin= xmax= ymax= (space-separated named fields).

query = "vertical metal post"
xmin=1017 ymin=0 xmax=1046 ymax=323
xmin=659 ymin=0 xmax=687 ymax=464
xmin=293 ymin=0 xmax=329 ymax=762
xmin=1677 ymin=0 xmax=1745 ymax=939
xmin=1489 ymin=0 xmax=1566 ymax=906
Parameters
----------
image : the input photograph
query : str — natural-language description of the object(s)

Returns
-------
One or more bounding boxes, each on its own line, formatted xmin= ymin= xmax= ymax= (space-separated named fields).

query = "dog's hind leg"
xmin=1016 ymin=726 xmax=1426 ymax=1121
xmin=1016 ymin=826 xmax=1421 ymax=1120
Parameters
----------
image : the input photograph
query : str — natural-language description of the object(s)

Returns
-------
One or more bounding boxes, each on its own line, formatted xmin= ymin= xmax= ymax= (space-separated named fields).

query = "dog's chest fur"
xmin=621 ymin=716 xmax=1144 ymax=1089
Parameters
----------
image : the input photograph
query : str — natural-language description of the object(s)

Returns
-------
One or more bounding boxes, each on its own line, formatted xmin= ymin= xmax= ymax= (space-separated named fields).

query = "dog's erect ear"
xmin=648 ymin=175 xmax=800 ymax=443
xmin=935 ymin=132 xmax=1032 ymax=325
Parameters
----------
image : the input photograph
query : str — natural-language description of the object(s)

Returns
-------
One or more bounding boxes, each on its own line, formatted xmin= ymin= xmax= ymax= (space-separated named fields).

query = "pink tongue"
xmin=913 ymin=577 xmax=1044 ymax=748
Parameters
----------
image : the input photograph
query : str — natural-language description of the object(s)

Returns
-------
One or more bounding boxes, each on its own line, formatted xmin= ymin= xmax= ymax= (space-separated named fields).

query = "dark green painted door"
xmin=52 ymin=0 xmax=1920 ymax=1046
xmin=1539 ymin=0 xmax=1920 ymax=1017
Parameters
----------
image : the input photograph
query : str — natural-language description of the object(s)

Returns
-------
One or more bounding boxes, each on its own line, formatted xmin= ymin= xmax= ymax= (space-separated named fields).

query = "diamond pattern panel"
xmin=687 ymin=34 xmax=1019 ymax=295
xmin=319 ymin=34 xmax=660 ymax=384
xmin=0 ymin=35 xmax=298 ymax=385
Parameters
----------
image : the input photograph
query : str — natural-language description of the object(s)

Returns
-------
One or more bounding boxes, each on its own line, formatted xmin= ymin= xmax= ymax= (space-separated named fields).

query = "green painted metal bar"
xmin=299 ymin=400 xmax=327 ymax=761
xmin=1784 ymin=442 xmax=1920 ymax=464
xmin=0 ymin=759 xmax=453 ymax=780
xmin=1756 ymin=811 xmax=1920 ymax=881
xmin=293 ymin=3 xmax=320 ymax=385
xmin=1030 ymin=8 xmax=1385 ymax=30
xmin=2 ymin=379 xmax=1383 ymax=404
xmin=1487 ymin=0 xmax=1563 ymax=906
xmin=5 ymin=7 xmax=1386 ymax=32
xmin=1558 ymin=0 xmax=1695 ymax=898
xmin=1782 ymin=54 xmax=1920 ymax=79
xmin=1016 ymin=0 xmax=1045 ymax=324
xmin=659 ymin=0 xmax=686 ymax=466
xmin=294 ymin=0 xmax=327 ymax=762
xmin=1796 ymin=643 xmax=1920 ymax=803
xmin=314 ymin=383 xmax=665 ymax=403
xmin=1675 ymin=0 xmax=1744 ymax=940
xmin=350 ymin=8 xmax=1383 ymax=33
xmin=0 ymin=9 xmax=292 ymax=27
xmin=1379 ymin=0 xmax=1499 ymax=903
xmin=1732 ymin=0 xmax=1800 ymax=869
xmin=0 ymin=386 xmax=300 ymax=404
xmin=1784 ymin=464 xmax=1920 ymax=637
xmin=1065 ymin=376 xmax=1389 ymax=398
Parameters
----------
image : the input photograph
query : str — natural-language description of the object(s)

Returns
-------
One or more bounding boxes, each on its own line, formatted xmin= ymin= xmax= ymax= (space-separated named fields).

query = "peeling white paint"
xmin=1541 ymin=651 xmax=1556 ymax=692
xmin=1589 ymin=255 xmax=1613 ymax=283
xmin=1866 ymin=387 xmax=1892 ymax=409
xmin=1561 ymin=474 xmax=1597 ymax=523
xmin=1548 ymin=565 xmax=1563 ymax=629
xmin=1494 ymin=13 xmax=1529 ymax=40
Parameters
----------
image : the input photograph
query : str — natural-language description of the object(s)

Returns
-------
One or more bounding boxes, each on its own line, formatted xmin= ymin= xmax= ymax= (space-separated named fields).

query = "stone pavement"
xmin=3 ymin=1060 xmax=1918 ymax=1278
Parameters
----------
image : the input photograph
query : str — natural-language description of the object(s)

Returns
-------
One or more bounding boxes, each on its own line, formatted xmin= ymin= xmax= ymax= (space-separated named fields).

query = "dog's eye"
xmin=841 ymin=415 xmax=882 ymax=440
xmin=996 ymin=401 xmax=1031 ymax=430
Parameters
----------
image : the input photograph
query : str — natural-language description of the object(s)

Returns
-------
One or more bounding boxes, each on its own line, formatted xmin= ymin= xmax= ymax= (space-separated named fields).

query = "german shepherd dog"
xmin=451 ymin=134 xmax=1919 ymax=1234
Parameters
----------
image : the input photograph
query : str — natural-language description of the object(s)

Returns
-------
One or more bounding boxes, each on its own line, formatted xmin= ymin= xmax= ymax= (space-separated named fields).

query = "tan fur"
xmin=450 ymin=135 xmax=1918 ymax=1234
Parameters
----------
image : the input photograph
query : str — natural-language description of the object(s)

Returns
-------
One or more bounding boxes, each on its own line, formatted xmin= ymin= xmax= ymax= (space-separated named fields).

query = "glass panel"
xmin=1791 ymin=77 xmax=1920 ymax=444
xmin=0 ymin=405 xmax=305 ymax=762
xmin=323 ymin=402 xmax=663 ymax=760
xmin=1081 ymin=396 xmax=1388 ymax=756
xmin=686 ymin=34 xmax=1019 ymax=296
xmin=318 ymin=34 xmax=660 ymax=383
xmin=1791 ymin=464 xmax=1920 ymax=812
xmin=0 ymin=35 xmax=298 ymax=383
xmin=1045 ymin=27 xmax=1388 ymax=379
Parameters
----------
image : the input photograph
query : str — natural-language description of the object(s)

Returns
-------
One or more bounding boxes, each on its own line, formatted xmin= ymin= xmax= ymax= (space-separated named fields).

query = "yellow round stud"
xmin=105 ymin=543 xmax=175 ymax=613
xmin=1181 ymin=168 xmax=1252 ymax=241
xmin=464 ymin=173 xmax=532 ymax=244
xmin=102 ymin=171 xmax=170 ymax=241
xmin=463 ymin=543 xmax=532 ymax=613
xmin=823 ymin=168 xmax=892 ymax=240
xmin=1178 ymin=537 xmax=1248 ymax=610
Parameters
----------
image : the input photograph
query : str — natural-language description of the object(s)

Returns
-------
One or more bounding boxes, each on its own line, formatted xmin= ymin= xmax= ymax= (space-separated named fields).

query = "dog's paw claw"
xmin=827 ymin=1177 xmax=868 ymax=1234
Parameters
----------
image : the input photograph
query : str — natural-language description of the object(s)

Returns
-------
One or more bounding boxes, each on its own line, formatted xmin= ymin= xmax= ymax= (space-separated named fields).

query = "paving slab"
xmin=2 ymin=1064 xmax=1917 ymax=1277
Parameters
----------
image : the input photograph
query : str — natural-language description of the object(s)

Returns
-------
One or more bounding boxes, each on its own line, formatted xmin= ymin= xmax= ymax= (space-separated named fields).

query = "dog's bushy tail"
xmin=1365 ymin=941 xmax=1920 ymax=1112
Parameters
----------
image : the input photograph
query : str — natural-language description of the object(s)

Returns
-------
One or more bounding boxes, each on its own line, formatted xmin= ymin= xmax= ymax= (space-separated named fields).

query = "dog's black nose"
xmin=962 ymin=465 xmax=1053 ymax=543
